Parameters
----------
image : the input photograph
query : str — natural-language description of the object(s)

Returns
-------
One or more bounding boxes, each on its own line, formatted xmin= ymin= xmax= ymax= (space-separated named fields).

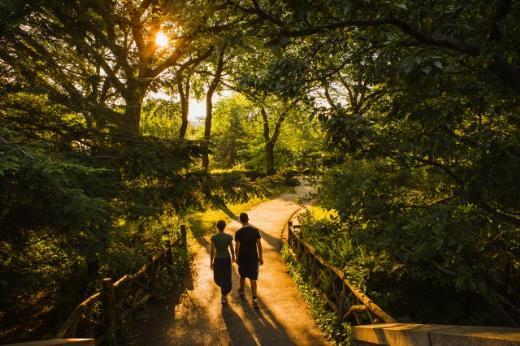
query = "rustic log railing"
xmin=56 ymin=225 xmax=187 ymax=340
xmin=287 ymin=221 xmax=396 ymax=326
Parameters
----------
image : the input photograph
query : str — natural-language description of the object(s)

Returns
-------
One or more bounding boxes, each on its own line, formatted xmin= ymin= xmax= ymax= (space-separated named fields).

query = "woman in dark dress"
xmin=210 ymin=220 xmax=235 ymax=304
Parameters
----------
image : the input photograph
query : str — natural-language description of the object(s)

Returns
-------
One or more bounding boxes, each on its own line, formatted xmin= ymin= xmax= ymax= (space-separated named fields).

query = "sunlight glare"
xmin=155 ymin=31 xmax=168 ymax=48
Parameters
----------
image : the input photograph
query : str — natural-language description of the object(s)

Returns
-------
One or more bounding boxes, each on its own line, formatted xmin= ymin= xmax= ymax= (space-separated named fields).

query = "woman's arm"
xmin=210 ymin=240 xmax=215 ymax=270
xmin=229 ymin=240 xmax=236 ymax=263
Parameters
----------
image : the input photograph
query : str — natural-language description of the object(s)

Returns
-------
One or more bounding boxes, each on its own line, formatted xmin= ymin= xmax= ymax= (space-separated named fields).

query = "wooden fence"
xmin=287 ymin=221 xmax=396 ymax=326
xmin=56 ymin=225 xmax=187 ymax=341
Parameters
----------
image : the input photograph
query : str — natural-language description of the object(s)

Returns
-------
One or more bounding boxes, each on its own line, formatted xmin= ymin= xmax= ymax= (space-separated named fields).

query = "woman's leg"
xmin=221 ymin=257 xmax=232 ymax=295
xmin=214 ymin=258 xmax=222 ymax=288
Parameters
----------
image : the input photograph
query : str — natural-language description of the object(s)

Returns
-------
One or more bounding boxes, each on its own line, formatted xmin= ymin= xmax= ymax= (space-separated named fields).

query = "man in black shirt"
xmin=235 ymin=212 xmax=263 ymax=308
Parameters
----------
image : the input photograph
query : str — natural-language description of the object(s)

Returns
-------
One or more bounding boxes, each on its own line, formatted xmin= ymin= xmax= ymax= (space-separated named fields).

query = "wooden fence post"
xmin=102 ymin=278 xmax=115 ymax=334
xmin=150 ymin=255 xmax=158 ymax=290
xmin=165 ymin=238 xmax=173 ymax=266
xmin=180 ymin=224 xmax=187 ymax=249
xmin=288 ymin=221 xmax=293 ymax=246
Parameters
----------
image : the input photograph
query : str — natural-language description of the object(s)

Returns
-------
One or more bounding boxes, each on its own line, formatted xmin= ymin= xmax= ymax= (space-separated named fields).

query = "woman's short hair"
xmin=216 ymin=220 xmax=226 ymax=231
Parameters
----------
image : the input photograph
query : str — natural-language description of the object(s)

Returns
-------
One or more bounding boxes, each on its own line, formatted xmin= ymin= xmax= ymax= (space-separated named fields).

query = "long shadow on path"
xmin=131 ymin=191 xmax=327 ymax=345
xmin=222 ymin=301 xmax=296 ymax=346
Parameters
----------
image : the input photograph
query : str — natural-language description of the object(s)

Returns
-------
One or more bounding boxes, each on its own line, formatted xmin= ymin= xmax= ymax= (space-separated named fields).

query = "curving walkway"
xmin=135 ymin=183 xmax=329 ymax=345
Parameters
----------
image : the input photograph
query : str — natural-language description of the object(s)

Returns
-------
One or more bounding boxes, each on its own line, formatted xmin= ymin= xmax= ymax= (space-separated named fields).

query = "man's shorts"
xmin=238 ymin=261 xmax=259 ymax=280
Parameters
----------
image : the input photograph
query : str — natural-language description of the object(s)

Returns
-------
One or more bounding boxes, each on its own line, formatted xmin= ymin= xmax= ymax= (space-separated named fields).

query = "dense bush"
xmin=298 ymin=158 xmax=520 ymax=325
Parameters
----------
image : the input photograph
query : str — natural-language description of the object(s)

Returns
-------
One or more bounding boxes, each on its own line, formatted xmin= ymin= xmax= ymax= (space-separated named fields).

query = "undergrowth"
xmin=280 ymin=244 xmax=351 ymax=345
xmin=118 ymin=244 xmax=189 ymax=345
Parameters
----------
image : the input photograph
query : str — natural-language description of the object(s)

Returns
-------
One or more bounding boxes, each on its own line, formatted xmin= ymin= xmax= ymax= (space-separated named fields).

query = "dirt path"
xmin=137 ymin=184 xmax=328 ymax=345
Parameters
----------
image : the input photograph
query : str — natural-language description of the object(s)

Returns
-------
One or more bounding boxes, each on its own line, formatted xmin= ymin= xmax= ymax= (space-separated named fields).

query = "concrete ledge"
xmin=431 ymin=326 xmax=520 ymax=346
xmin=4 ymin=338 xmax=95 ymax=346
xmin=352 ymin=323 xmax=520 ymax=346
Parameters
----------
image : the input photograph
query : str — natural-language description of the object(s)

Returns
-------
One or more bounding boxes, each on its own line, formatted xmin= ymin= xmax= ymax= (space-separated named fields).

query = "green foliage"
xmin=304 ymin=157 xmax=520 ymax=324
xmin=211 ymin=94 xmax=324 ymax=172
xmin=211 ymin=94 xmax=256 ymax=168
xmin=140 ymin=100 xmax=182 ymax=139
xmin=281 ymin=244 xmax=350 ymax=345
xmin=225 ymin=0 xmax=520 ymax=327
xmin=0 ymin=91 xmax=269 ymax=342
xmin=104 ymin=239 xmax=190 ymax=346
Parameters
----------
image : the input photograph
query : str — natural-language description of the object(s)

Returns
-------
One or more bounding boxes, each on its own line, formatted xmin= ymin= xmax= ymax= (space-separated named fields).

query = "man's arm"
xmin=235 ymin=241 xmax=240 ymax=262
xmin=256 ymin=238 xmax=263 ymax=265
xmin=210 ymin=240 xmax=215 ymax=270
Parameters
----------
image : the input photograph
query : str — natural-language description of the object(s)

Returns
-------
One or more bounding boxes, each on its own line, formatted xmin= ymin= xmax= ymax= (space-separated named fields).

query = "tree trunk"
xmin=503 ymin=257 xmax=511 ymax=295
xmin=260 ymin=104 xmax=290 ymax=175
xmin=490 ymin=54 xmax=520 ymax=93
xmin=260 ymin=107 xmax=277 ymax=175
xmin=178 ymin=75 xmax=191 ymax=139
xmin=179 ymin=96 xmax=189 ymax=139
xmin=202 ymin=92 xmax=213 ymax=170
xmin=173 ymin=49 xmax=213 ymax=139
xmin=266 ymin=141 xmax=275 ymax=175
xmin=123 ymin=94 xmax=144 ymax=135
xmin=123 ymin=104 xmax=142 ymax=135
xmin=123 ymin=80 xmax=147 ymax=135
xmin=202 ymin=47 xmax=225 ymax=170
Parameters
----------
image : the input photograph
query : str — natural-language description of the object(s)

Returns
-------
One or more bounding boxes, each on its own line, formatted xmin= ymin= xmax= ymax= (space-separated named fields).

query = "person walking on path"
xmin=235 ymin=212 xmax=263 ymax=308
xmin=210 ymin=220 xmax=235 ymax=304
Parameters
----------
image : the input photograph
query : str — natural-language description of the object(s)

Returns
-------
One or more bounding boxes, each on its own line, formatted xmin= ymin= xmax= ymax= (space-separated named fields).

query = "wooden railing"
xmin=287 ymin=221 xmax=396 ymax=325
xmin=56 ymin=225 xmax=187 ymax=341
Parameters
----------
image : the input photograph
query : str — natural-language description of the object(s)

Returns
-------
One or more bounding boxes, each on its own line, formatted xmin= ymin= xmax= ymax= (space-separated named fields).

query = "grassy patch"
xmin=186 ymin=197 xmax=265 ymax=238
xmin=280 ymin=244 xmax=351 ymax=345
xmin=187 ymin=185 xmax=294 ymax=238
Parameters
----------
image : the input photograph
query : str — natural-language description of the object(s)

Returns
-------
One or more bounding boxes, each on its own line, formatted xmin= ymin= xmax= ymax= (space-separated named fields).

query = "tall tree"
xmin=202 ymin=45 xmax=227 ymax=169
xmin=211 ymin=94 xmax=255 ymax=168
xmin=176 ymin=68 xmax=192 ymax=139
xmin=258 ymin=99 xmax=295 ymax=174
xmin=172 ymin=48 xmax=213 ymax=138
xmin=0 ymin=0 xmax=214 ymax=134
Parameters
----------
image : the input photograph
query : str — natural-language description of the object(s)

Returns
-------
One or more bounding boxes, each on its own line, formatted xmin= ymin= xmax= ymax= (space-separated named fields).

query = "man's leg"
xmin=238 ymin=263 xmax=246 ymax=297
xmin=238 ymin=277 xmax=245 ymax=299
xmin=251 ymin=279 xmax=259 ymax=308
xmin=250 ymin=279 xmax=257 ymax=298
